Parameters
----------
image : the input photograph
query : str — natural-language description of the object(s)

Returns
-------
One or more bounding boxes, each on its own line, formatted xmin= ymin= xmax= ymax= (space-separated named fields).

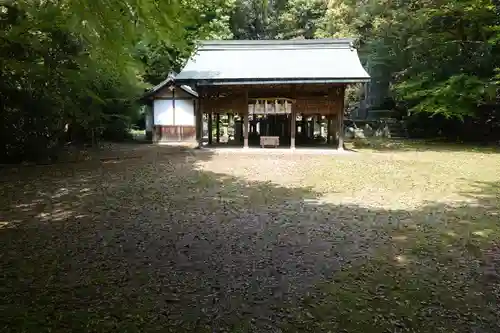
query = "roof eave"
xmin=198 ymin=38 xmax=356 ymax=50
xmin=176 ymin=78 xmax=371 ymax=86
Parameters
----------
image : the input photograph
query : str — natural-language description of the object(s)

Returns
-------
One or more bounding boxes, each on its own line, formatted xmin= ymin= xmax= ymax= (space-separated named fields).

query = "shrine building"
xmin=143 ymin=39 xmax=370 ymax=149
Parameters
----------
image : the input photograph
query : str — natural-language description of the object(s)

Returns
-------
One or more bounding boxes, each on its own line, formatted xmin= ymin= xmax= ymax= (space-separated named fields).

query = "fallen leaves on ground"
xmin=1 ymin=144 xmax=500 ymax=332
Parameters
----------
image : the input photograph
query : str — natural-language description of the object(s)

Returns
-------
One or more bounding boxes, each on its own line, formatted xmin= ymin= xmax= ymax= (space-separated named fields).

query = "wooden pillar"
xmin=152 ymin=102 xmax=158 ymax=144
xmin=309 ymin=115 xmax=312 ymax=138
xmin=302 ymin=116 xmax=306 ymax=138
xmin=172 ymin=88 xmax=176 ymax=128
xmin=243 ymin=90 xmax=249 ymax=148
xmin=311 ymin=115 xmax=315 ymax=138
xmin=216 ymin=113 xmax=220 ymax=143
xmin=208 ymin=112 xmax=213 ymax=145
xmin=301 ymin=114 xmax=306 ymax=137
xmin=145 ymin=108 xmax=153 ymax=142
xmin=337 ymin=87 xmax=345 ymax=150
xmin=290 ymin=102 xmax=296 ymax=149
xmin=228 ymin=113 xmax=233 ymax=141
xmin=331 ymin=116 xmax=338 ymax=146
xmin=309 ymin=116 xmax=313 ymax=139
xmin=196 ymin=95 xmax=203 ymax=148
xmin=243 ymin=114 xmax=249 ymax=148
xmin=326 ymin=114 xmax=332 ymax=144
xmin=317 ymin=114 xmax=322 ymax=137
xmin=152 ymin=127 xmax=158 ymax=143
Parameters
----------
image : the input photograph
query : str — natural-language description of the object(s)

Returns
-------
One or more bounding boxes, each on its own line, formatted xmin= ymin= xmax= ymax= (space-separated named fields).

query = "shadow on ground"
xmin=0 ymin=147 xmax=499 ymax=332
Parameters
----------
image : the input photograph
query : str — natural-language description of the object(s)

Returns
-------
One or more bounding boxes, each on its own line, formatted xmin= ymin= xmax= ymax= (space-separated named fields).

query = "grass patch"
xmin=291 ymin=256 xmax=497 ymax=332
xmin=287 ymin=213 xmax=500 ymax=332
xmin=349 ymin=137 xmax=500 ymax=153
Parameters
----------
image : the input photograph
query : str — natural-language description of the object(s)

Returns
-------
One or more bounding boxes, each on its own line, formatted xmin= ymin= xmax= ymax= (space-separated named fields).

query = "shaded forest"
xmin=0 ymin=0 xmax=498 ymax=162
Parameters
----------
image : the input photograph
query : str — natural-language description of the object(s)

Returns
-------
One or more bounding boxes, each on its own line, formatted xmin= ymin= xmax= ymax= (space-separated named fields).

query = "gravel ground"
xmin=1 ymin=145 xmax=500 ymax=332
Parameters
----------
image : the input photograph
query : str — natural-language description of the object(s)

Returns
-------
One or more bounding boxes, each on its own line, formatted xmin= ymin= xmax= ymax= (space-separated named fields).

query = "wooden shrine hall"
xmin=147 ymin=39 xmax=370 ymax=149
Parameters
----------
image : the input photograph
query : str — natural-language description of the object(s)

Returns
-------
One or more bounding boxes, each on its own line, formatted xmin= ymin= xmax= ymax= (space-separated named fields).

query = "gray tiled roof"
xmin=176 ymin=39 xmax=370 ymax=85
xmin=144 ymin=72 xmax=198 ymax=98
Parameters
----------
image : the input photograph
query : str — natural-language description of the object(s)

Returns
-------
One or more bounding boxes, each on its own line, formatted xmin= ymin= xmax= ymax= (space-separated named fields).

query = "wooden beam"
xmin=172 ymin=87 xmax=176 ymax=126
xmin=338 ymin=86 xmax=346 ymax=150
xmin=290 ymin=102 xmax=296 ymax=149
xmin=216 ymin=113 xmax=220 ymax=143
xmin=152 ymin=102 xmax=158 ymax=144
xmin=196 ymin=91 xmax=203 ymax=148
xmin=208 ymin=112 xmax=213 ymax=145
xmin=309 ymin=115 xmax=315 ymax=138
xmin=327 ymin=116 xmax=332 ymax=144
xmin=243 ymin=89 xmax=249 ymax=148
xmin=228 ymin=112 xmax=233 ymax=141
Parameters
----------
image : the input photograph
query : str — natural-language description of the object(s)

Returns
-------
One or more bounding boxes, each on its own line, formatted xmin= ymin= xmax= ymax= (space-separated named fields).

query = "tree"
xmin=0 ymin=0 xmax=220 ymax=162
xmin=136 ymin=0 xmax=236 ymax=85
xmin=393 ymin=0 xmax=498 ymax=119
xmin=277 ymin=0 xmax=326 ymax=39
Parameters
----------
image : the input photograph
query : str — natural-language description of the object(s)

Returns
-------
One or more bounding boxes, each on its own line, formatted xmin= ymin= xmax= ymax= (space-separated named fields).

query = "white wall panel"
xmin=153 ymin=99 xmax=195 ymax=126
xmin=153 ymin=99 xmax=174 ymax=125
xmin=175 ymin=100 xmax=195 ymax=126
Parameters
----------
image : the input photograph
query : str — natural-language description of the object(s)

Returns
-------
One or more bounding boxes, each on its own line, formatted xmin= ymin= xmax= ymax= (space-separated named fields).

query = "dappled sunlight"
xmin=102 ymin=159 xmax=127 ymax=164
xmin=0 ymin=221 xmax=11 ymax=229
xmin=445 ymin=230 xmax=458 ymax=238
xmin=14 ymin=199 xmax=44 ymax=211
xmin=36 ymin=207 xmax=77 ymax=222
xmin=1 ymin=145 xmax=500 ymax=332
xmin=0 ymin=168 xmax=111 ymax=229
xmin=391 ymin=234 xmax=408 ymax=242
xmin=6 ymin=185 xmax=97 ymax=224
xmin=51 ymin=187 xmax=71 ymax=198
xmin=472 ymin=229 xmax=495 ymax=238
xmin=394 ymin=254 xmax=408 ymax=265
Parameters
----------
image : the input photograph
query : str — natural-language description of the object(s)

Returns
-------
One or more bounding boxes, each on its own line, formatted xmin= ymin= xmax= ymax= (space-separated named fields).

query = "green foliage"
xmin=276 ymin=0 xmax=326 ymax=39
xmin=392 ymin=0 xmax=498 ymax=118
xmin=0 ymin=0 xmax=231 ymax=162
xmin=2 ymin=0 xmax=500 ymax=162
xmin=13 ymin=0 xmax=190 ymax=67
xmin=397 ymin=74 xmax=494 ymax=119
xmin=230 ymin=0 xmax=279 ymax=39
xmin=0 ymin=3 xmax=145 ymax=162
xmin=135 ymin=0 xmax=235 ymax=85
xmin=229 ymin=0 xmax=325 ymax=39
xmin=224 ymin=0 xmax=498 ymax=139
xmin=314 ymin=0 xmax=358 ymax=38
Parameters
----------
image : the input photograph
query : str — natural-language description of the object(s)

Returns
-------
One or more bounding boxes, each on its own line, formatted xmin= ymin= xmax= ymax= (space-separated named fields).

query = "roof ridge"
xmin=198 ymin=38 xmax=355 ymax=50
